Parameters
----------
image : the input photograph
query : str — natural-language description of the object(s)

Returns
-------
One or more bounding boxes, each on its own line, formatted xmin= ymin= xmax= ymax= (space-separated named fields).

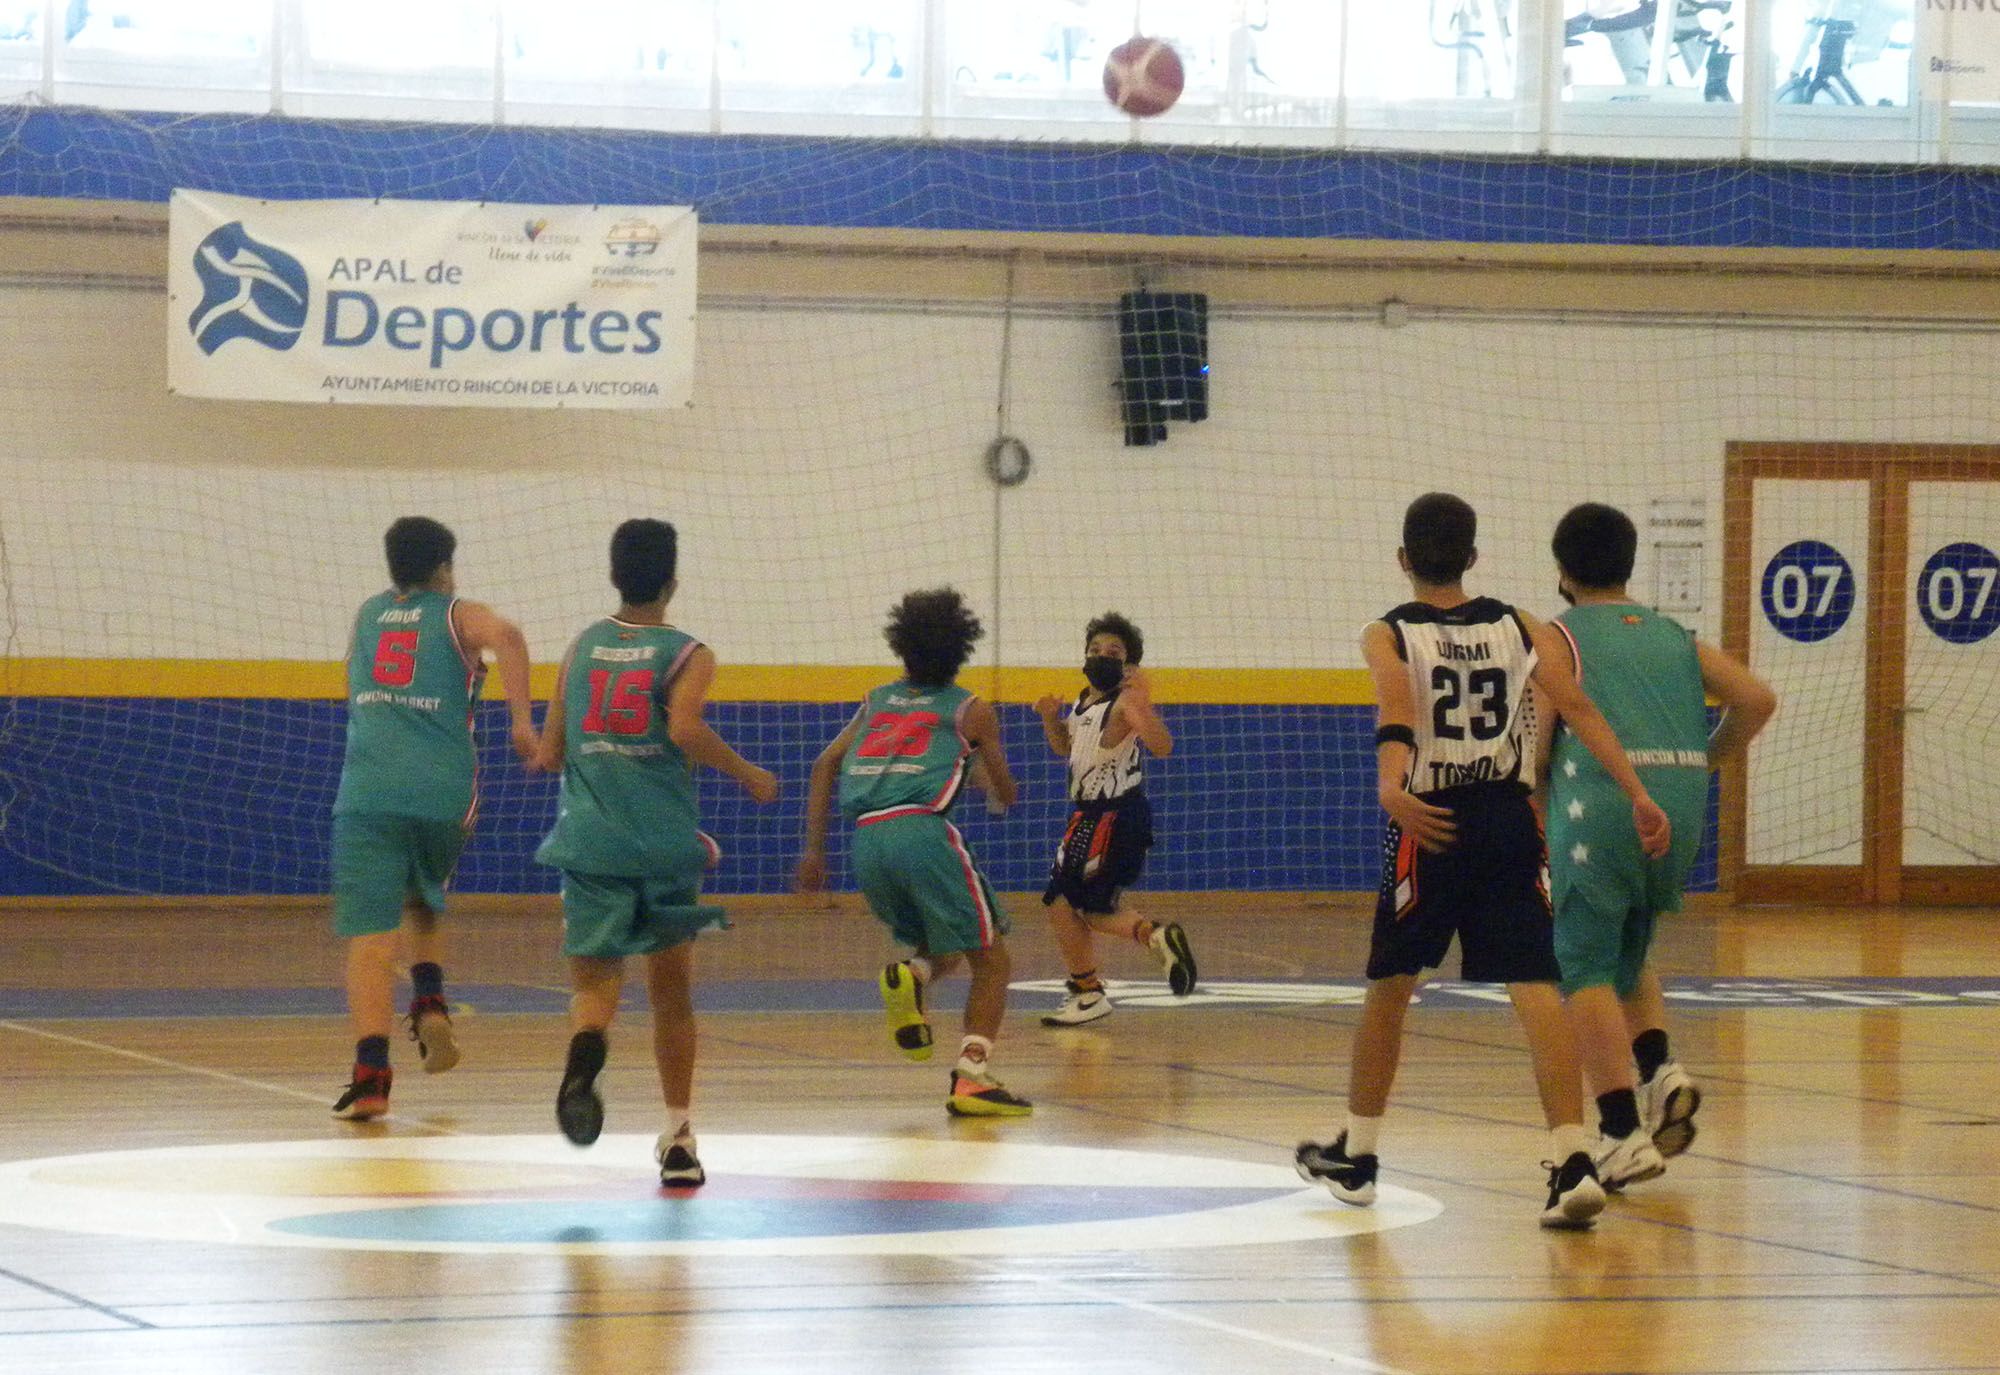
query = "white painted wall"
xmin=5 ymin=283 xmax=2000 ymax=685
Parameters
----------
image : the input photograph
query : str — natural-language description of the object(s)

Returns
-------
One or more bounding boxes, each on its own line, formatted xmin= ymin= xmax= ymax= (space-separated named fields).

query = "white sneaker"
xmin=1641 ymin=1061 xmax=1702 ymax=1158
xmin=1541 ymin=1151 xmax=1606 ymax=1229
xmin=1594 ymin=1130 xmax=1666 ymax=1191
xmin=1041 ymin=987 xmax=1112 ymax=1026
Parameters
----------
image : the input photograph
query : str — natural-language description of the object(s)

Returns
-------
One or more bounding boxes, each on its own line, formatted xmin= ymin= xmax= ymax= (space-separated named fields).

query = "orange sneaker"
xmin=946 ymin=1069 xmax=1032 ymax=1118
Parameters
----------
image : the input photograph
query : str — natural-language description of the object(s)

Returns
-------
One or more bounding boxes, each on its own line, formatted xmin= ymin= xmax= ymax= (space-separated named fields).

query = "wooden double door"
xmin=1725 ymin=444 xmax=2000 ymax=905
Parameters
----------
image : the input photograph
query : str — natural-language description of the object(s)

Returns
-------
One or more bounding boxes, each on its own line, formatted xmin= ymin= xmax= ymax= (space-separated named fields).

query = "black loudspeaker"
xmin=1117 ymin=291 xmax=1208 ymax=447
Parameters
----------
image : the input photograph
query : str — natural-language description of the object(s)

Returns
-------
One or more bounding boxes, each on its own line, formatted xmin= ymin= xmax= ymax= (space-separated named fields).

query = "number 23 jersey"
xmin=837 ymin=681 xmax=976 ymax=822
xmin=1380 ymin=597 xmax=1537 ymax=797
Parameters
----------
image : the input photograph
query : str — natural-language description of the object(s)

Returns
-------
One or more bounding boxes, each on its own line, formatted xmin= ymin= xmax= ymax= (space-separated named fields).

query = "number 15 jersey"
xmin=1379 ymin=597 xmax=1537 ymax=797
xmin=837 ymin=680 xmax=975 ymax=823
xmin=536 ymin=619 xmax=703 ymax=877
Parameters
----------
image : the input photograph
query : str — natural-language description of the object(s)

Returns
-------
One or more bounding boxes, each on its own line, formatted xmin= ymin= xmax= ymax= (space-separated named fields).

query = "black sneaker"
xmin=1149 ymin=923 xmax=1198 ymax=997
xmin=1541 ymin=1151 xmax=1606 ymax=1229
xmin=331 ymin=1065 xmax=391 ymax=1121
xmin=1294 ymin=1132 xmax=1377 ymax=1206
xmin=556 ymin=1034 xmax=606 ymax=1146
xmin=656 ymin=1133 xmax=706 ymax=1188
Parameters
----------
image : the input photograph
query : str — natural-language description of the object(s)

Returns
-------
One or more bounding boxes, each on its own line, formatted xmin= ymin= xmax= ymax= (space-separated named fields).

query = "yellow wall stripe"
xmin=4 ymin=659 xmax=1377 ymax=707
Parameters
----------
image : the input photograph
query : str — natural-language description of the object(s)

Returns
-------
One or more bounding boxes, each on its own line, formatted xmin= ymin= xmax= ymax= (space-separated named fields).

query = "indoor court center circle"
xmin=0 ymin=1134 xmax=1443 ymax=1257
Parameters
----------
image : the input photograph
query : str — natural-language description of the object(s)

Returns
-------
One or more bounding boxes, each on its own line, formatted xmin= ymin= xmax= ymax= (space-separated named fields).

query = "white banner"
xmin=1919 ymin=3 xmax=2000 ymax=103
xmin=168 ymin=191 xmax=695 ymax=410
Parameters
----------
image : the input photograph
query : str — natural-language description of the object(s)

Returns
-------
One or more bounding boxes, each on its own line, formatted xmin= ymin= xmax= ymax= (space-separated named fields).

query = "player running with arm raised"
xmin=797 ymin=588 xmax=1031 ymax=1118
xmin=1033 ymin=612 xmax=1194 ymax=1026
xmin=331 ymin=516 xmax=535 ymax=1121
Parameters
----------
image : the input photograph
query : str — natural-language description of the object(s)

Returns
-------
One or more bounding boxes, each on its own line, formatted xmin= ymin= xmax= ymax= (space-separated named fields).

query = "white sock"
xmin=667 ymin=1107 xmax=691 ymax=1143
xmin=1553 ymin=1123 xmax=1593 ymax=1163
xmin=908 ymin=955 xmax=934 ymax=984
xmin=956 ymin=1035 xmax=993 ymax=1076
xmin=1345 ymin=1113 xmax=1382 ymax=1158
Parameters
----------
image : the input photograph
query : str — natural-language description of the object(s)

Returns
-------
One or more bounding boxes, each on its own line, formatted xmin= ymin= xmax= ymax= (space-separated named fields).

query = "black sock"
xmin=1632 ymin=1029 xmax=1670 ymax=1084
xmin=1067 ymin=970 xmax=1102 ymax=993
xmin=410 ymin=962 xmax=445 ymax=1003
xmin=1597 ymin=1088 xmax=1641 ymax=1140
xmin=564 ymin=1029 xmax=607 ymax=1083
xmin=356 ymin=1035 xmax=391 ymax=1072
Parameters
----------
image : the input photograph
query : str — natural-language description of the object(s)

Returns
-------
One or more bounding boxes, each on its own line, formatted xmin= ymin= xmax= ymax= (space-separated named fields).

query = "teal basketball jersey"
xmin=535 ymin=619 xmax=704 ymax=878
xmin=334 ymin=588 xmax=484 ymax=822
xmin=837 ymin=681 xmax=977 ymax=822
xmin=1550 ymin=603 xmax=1711 ymax=788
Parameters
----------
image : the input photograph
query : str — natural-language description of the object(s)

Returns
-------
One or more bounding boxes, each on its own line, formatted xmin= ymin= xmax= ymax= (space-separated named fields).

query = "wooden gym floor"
xmin=1 ymin=895 xmax=1996 ymax=1375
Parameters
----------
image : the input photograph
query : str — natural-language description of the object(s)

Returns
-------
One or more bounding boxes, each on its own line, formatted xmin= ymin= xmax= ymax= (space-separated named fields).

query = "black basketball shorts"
xmin=1041 ymin=792 xmax=1154 ymax=916
xmin=1366 ymin=782 xmax=1560 ymax=984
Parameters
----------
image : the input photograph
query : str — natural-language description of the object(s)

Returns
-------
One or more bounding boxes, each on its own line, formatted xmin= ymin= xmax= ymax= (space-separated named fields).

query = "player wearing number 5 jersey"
xmin=796 ymin=589 xmax=1030 ymax=1118
xmin=331 ymin=516 xmax=536 ymax=1122
xmin=535 ymin=519 xmax=778 ymax=1188
xmin=1295 ymin=493 xmax=1671 ymax=1230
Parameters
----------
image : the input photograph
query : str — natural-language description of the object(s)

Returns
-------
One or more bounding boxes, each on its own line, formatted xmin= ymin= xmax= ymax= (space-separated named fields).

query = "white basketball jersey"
xmin=1066 ymin=690 xmax=1145 ymax=802
xmin=1381 ymin=597 xmax=1537 ymax=795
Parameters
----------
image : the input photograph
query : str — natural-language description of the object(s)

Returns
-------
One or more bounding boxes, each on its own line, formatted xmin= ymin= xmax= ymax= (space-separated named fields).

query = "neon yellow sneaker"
xmin=879 ymin=961 xmax=933 ymax=1061
xmin=946 ymin=1069 xmax=1033 ymax=1118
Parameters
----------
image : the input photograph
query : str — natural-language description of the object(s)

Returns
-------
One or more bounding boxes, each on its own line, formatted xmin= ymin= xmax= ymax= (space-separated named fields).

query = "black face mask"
xmin=1082 ymin=655 xmax=1125 ymax=693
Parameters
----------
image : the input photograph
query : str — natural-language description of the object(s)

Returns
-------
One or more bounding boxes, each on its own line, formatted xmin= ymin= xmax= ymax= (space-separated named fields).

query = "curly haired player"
xmin=797 ymin=588 xmax=1031 ymax=1117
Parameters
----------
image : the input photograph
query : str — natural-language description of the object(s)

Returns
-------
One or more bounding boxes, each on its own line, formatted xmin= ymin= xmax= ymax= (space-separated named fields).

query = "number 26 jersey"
xmin=837 ymin=680 xmax=976 ymax=823
xmin=1379 ymin=597 xmax=1537 ymax=797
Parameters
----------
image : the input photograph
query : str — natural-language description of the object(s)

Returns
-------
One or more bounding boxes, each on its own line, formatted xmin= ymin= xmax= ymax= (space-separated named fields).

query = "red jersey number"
xmin=372 ymin=630 xmax=419 ymax=688
xmin=856 ymin=710 xmax=941 ymax=758
xmin=582 ymin=668 xmax=656 ymax=736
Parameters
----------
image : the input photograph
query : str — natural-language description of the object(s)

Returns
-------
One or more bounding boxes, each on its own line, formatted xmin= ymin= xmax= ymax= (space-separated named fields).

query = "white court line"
xmin=0 ymin=1020 xmax=460 ymax=1133
xmin=961 ymin=1260 xmax=1414 ymax=1375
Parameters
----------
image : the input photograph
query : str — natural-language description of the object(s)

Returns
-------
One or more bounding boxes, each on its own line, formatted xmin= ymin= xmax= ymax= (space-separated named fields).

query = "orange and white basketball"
xmin=1103 ymin=37 xmax=1185 ymax=118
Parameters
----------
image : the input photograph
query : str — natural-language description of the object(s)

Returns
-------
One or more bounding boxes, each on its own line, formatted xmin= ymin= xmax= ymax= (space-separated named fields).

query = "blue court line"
xmin=0 ymin=1265 xmax=153 ymax=1331
xmin=5 ymin=977 xmax=2000 ymax=1020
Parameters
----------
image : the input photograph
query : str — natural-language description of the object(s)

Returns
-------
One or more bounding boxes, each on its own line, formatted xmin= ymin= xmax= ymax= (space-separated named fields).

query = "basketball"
xmin=1103 ymin=36 xmax=1184 ymax=118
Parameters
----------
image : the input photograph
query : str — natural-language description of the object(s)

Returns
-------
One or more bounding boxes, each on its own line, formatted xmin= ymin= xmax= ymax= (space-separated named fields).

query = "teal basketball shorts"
xmin=331 ymin=812 xmax=469 ymax=938
xmin=1550 ymin=774 xmax=1706 ymax=997
xmin=559 ymin=869 xmax=728 ymax=959
xmin=850 ymin=811 xmax=1008 ymax=956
